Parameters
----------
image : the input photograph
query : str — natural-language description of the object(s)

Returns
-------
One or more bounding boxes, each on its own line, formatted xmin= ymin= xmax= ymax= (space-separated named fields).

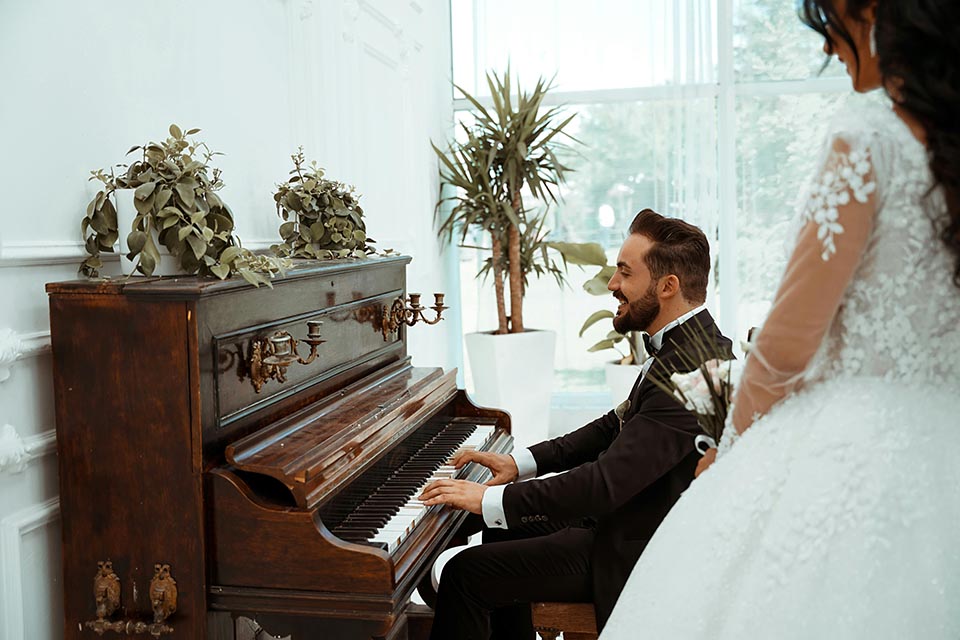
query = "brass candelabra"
xmin=244 ymin=320 xmax=326 ymax=393
xmin=381 ymin=293 xmax=448 ymax=341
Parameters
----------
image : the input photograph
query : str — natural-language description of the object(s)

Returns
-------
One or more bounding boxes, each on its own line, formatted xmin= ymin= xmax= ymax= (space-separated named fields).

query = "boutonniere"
xmin=614 ymin=398 xmax=631 ymax=431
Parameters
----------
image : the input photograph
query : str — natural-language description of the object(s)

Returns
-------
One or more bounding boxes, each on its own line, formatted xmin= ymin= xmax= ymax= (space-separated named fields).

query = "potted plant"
xmin=432 ymin=68 xmax=579 ymax=447
xmin=570 ymin=245 xmax=647 ymax=403
xmin=271 ymin=148 xmax=376 ymax=259
xmin=81 ymin=124 xmax=287 ymax=287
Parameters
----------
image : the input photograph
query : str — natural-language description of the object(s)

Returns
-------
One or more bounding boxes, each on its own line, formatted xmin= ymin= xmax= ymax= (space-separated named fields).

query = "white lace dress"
xmin=601 ymin=99 xmax=960 ymax=639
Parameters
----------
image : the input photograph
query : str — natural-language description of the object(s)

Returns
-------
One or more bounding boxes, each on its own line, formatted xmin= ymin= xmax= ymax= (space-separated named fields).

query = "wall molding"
xmin=0 ymin=329 xmax=52 ymax=383
xmin=0 ymin=497 xmax=61 ymax=640
xmin=0 ymin=425 xmax=57 ymax=474
xmin=0 ymin=240 xmax=121 ymax=268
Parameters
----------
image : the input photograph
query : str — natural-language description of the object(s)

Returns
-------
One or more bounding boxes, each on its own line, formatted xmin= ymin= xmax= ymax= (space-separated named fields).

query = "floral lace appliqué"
xmin=802 ymin=147 xmax=876 ymax=261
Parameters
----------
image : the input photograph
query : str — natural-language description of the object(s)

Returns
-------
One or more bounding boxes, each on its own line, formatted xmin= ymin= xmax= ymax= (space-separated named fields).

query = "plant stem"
xmin=508 ymin=189 xmax=523 ymax=333
xmin=491 ymin=229 xmax=509 ymax=334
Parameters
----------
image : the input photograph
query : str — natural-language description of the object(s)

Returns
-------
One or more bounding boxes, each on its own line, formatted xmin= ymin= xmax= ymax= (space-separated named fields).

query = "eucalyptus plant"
xmin=433 ymin=68 xmax=578 ymax=334
xmin=81 ymin=125 xmax=288 ymax=287
xmin=272 ymin=148 xmax=374 ymax=259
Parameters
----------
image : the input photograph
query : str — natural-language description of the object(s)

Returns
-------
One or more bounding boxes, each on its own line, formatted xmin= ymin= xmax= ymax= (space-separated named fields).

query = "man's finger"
xmin=453 ymin=450 xmax=480 ymax=469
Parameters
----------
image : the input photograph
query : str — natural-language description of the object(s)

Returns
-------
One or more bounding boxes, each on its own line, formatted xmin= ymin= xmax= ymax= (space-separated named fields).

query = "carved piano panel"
xmin=48 ymin=257 xmax=511 ymax=640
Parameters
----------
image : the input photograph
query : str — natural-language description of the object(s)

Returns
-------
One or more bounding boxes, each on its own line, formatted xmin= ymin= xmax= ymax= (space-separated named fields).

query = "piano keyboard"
xmin=327 ymin=423 xmax=495 ymax=553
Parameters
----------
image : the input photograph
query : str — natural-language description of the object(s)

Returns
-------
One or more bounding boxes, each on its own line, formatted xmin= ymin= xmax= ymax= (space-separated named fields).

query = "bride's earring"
xmin=869 ymin=24 xmax=877 ymax=57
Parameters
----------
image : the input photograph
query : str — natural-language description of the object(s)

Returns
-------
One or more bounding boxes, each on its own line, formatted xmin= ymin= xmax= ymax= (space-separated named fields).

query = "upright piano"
xmin=47 ymin=255 xmax=512 ymax=639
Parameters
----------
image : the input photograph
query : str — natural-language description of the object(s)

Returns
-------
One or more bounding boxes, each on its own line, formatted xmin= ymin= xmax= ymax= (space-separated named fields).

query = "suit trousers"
xmin=429 ymin=515 xmax=594 ymax=640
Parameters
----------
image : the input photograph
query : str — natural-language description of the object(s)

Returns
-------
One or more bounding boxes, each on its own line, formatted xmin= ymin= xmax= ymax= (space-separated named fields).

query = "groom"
xmin=421 ymin=209 xmax=733 ymax=639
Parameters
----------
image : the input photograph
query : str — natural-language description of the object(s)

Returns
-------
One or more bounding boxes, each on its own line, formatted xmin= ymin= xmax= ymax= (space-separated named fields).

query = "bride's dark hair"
xmin=799 ymin=0 xmax=874 ymax=70
xmin=875 ymin=0 xmax=960 ymax=288
xmin=801 ymin=0 xmax=960 ymax=288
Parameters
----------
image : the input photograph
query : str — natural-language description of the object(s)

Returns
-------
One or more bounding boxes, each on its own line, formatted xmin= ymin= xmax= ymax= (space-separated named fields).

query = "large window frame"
xmin=449 ymin=0 xmax=853 ymax=411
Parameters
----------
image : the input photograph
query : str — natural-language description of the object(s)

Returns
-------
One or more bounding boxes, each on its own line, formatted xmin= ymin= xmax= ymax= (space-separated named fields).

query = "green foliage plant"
xmin=553 ymin=240 xmax=645 ymax=365
xmin=81 ymin=124 xmax=288 ymax=287
xmin=272 ymin=148 xmax=374 ymax=260
xmin=433 ymin=68 xmax=578 ymax=334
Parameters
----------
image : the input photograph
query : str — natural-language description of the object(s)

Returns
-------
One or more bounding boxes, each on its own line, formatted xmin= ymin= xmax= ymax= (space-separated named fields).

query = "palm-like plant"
xmin=433 ymin=68 xmax=578 ymax=334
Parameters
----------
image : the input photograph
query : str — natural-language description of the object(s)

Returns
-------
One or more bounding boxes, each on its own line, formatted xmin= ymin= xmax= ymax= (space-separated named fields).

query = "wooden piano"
xmin=47 ymin=255 xmax=512 ymax=639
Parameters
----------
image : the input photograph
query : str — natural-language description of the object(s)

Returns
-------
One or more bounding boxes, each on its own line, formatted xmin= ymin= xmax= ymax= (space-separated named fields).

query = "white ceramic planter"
xmin=116 ymin=192 xmax=183 ymax=276
xmin=464 ymin=329 xmax=556 ymax=451
xmin=604 ymin=362 xmax=643 ymax=406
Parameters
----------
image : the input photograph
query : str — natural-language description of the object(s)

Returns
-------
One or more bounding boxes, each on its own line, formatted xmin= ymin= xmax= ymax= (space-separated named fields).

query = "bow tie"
xmin=642 ymin=332 xmax=659 ymax=357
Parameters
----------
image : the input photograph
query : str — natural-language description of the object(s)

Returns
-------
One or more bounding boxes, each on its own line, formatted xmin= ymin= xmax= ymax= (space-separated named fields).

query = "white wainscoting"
xmin=0 ymin=498 xmax=62 ymax=640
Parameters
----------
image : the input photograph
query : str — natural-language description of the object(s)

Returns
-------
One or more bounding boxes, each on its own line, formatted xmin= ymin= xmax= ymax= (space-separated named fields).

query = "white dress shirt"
xmin=480 ymin=304 xmax=709 ymax=529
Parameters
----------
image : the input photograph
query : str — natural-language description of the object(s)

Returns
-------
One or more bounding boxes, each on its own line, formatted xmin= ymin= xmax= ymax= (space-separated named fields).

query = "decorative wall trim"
xmin=0 ymin=329 xmax=52 ymax=383
xmin=0 ymin=425 xmax=57 ymax=474
xmin=0 ymin=240 xmax=120 ymax=268
xmin=0 ymin=497 xmax=61 ymax=640
xmin=0 ymin=329 xmax=23 ymax=383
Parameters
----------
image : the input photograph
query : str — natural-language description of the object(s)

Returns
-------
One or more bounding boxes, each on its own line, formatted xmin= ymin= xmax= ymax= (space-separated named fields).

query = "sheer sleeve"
xmin=730 ymin=134 xmax=879 ymax=434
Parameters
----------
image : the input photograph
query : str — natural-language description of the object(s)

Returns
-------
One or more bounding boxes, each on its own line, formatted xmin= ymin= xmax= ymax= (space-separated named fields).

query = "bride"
xmin=601 ymin=0 xmax=960 ymax=637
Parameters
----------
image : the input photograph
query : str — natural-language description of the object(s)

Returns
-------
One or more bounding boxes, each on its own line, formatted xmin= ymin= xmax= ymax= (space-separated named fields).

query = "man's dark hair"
xmin=628 ymin=208 xmax=709 ymax=304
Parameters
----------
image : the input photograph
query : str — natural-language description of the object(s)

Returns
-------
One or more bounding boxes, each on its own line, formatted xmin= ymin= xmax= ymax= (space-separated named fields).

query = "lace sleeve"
xmin=730 ymin=134 xmax=879 ymax=434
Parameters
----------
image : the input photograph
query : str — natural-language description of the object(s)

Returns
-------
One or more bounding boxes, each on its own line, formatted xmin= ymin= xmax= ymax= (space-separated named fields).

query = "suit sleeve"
xmin=527 ymin=410 xmax=621 ymax=476
xmin=503 ymin=380 xmax=699 ymax=524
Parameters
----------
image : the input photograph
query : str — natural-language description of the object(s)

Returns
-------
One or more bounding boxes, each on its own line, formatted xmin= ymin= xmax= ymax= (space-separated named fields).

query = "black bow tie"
xmin=642 ymin=333 xmax=658 ymax=357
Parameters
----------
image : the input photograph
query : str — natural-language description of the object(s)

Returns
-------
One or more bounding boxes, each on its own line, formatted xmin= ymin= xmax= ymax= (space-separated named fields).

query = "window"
xmin=452 ymin=0 xmax=854 ymax=397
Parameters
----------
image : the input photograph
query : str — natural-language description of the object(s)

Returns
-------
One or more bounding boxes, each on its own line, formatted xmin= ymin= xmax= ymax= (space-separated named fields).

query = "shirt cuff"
xmin=512 ymin=448 xmax=538 ymax=481
xmin=481 ymin=484 xmax=508 ymax=529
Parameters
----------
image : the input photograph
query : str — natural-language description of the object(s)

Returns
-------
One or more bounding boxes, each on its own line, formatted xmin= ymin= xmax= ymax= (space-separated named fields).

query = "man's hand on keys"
xmin=450 ymin=450 xmax=519 ymax=486
xmin=419 ymin=479 xmax=486 ymax=514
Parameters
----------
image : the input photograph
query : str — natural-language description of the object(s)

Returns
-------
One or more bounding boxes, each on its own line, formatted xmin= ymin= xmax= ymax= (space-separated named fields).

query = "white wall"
xmin=0 ymin=1 xmax=455 ymax=638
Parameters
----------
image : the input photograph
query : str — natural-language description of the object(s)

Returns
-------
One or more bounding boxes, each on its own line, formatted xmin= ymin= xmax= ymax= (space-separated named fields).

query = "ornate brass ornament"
xmin=93 ymin=560 xmax=121 ymax=620
xmin=381 ymin=293 xmax=448 ymax=341
xmin=83 ymin=560 xmax=177 ymax=637
xmin=149 ymin=563 xmax=178 ymax=624
xmin=240 ymin=320 xmax=326 ymax=393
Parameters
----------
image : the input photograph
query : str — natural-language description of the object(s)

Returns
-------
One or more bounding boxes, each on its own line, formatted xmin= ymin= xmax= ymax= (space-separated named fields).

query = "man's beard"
xmin=613 ymin=282 xmax=660 ymax=334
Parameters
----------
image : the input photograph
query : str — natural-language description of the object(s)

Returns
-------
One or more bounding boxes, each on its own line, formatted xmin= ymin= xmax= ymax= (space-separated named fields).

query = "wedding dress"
xmin=601 ymin=96 xmax=960 ymax=639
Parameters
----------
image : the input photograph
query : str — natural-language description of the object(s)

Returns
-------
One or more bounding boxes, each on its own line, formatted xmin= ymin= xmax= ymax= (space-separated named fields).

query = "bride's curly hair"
xmin=876 ymin=0 xmax=960 ymax=288
xmin=801 ymin=0 xmax=960 ymax=289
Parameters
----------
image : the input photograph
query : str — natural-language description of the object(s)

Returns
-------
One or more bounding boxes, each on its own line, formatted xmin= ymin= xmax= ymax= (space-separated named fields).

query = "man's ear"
xmin=657 ymin=274 xmax=681 ymax=300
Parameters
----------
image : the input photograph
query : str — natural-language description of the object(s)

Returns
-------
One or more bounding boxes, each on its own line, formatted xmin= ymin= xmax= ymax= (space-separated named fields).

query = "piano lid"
xmin=225 ymin=361 xmax=458 ymax=510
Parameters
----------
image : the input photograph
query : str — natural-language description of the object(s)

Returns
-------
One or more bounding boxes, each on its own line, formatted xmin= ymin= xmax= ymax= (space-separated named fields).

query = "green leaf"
xmin=155 ymin=187 xmax=172 ymax=210
xmin=579 ymin=309 xmax=615 ymax=336
xmin=584 ymin=266 xmax=616 ymax=295
xmin=547 ymin=241 xmax=607 ymax=267
xmin=587 ymin=338 xmax=619 ymax=353
xmin=175 ymin=182 xmax=196 ymax=209
xmin=201 ymin=226 xmax=214 ymax=242
xmin=169 ymin=124 xmax=182 ymax=138
xmin=186 ymin=234 xmax=206 ymax=259
xmin=134 ymin=181 xmax=156 ymax=201
xmin=210 ymin=263 xmax=230 ymax=279
xmin=178 ymin=226 xmax=194 ymax=241
xmin=279 ymin=221 xmax=297 ymax=240
xmin=126 ymin=230 xmax=147 ymax=256
xmin=219 ymin=246 xmax=242 ymax=264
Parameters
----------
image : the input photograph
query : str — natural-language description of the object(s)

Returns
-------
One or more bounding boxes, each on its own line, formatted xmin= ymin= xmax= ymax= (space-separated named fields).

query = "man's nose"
xmin=607 ymin=274 xmax=618 ymax=291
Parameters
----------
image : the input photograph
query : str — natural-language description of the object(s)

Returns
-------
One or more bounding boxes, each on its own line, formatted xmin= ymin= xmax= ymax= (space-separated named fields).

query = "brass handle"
xmin=241 ymin=319 xmax=326 ymax=393
xmin=381 ymin=293 xmax=448 ymax=341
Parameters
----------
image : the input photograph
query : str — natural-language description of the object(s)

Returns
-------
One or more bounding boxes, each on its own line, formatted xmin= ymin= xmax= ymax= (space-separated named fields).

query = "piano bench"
xmin=531 ymin=601 xmax=598 ymax=640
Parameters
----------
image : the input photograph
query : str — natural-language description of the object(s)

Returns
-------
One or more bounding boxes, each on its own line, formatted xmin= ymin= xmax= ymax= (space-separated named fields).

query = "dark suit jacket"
xmin=501 ymin=310 xmax=732 ymax=628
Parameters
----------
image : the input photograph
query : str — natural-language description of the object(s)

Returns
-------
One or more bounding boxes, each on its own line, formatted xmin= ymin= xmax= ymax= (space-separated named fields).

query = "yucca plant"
xmin=432 ymin=68 xmax=578 ymax=334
